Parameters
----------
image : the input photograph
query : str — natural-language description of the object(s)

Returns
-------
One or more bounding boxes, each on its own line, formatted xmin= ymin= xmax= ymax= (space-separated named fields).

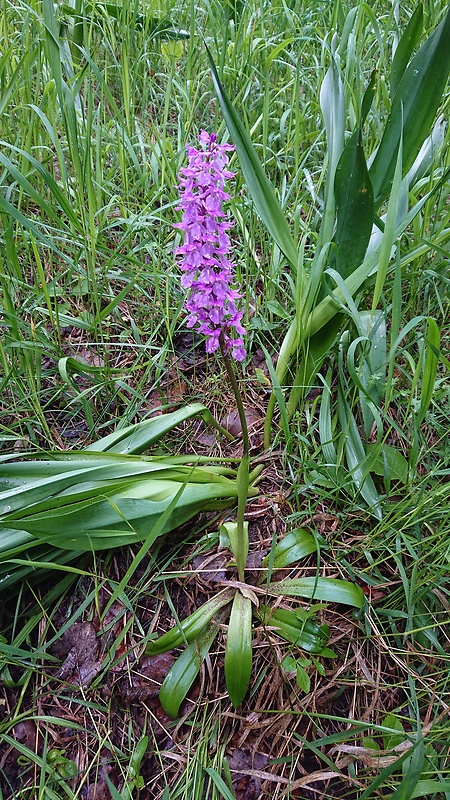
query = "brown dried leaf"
xmin=116 ymin=654 xmax=175 ymax=702
xmin=54 ymin=622 xmax=102 ymax=687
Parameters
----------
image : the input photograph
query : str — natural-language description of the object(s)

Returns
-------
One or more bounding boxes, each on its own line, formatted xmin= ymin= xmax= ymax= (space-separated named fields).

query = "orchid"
xmin=175 ymin=130 xmax=246 ymax=361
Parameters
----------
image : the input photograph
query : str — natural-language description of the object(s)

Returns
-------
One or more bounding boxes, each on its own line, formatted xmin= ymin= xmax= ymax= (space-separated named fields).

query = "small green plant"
xmin=146 ymin=525 xmax=363 ymax=716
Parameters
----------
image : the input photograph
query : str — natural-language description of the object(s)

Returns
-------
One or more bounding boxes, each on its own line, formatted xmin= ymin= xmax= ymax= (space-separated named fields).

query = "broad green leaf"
xmin=0 ymin=458 xmax=243 ymax=517
xmin=371 ymin=137 xmax=404 ymax=313
xmin=296 ymin=664 xmax=311 ymax=693
xmin=333 ymin=128 xmax=374 ymax=281
xmin=268 ymin=577 xmax=364 ymax=608
xmin=382 ymin=713 xmax=405 ymax=751
xmin=159 ymin=619 xmax=222 ymax=718
xmin=220 ymin=520 xmax=249 ymax=581
xmin=146 ymin=589 xmax=234 ymax=655
xmin=207 ymin=49 xmax=299 ymax=272
xmin=261 ymin=528 xmax=316 ymax=569
xmin=390 ymin=3 xmax=423 ymax=98
xmin=318 ymin=370 xmax=338 ymax=470
xmin=365 ymin=444 xmax=408 ymax=483
xmin=370 ymin=7 xmax=450 ymax=205
xmin=87 ymin=403 xmax=231 ymax=454
xmin=411 ymin=781 xmax=450 ymax=798
xmin=3 ymin=478 xmax=243 ymax=550
xmin=287 ymin=316 xmax=342 ymax=411
xmin=404 ymin=114 xmax=446 ymax=188
xmin=225 ymin=591 xmax=253 ymax=708
xmin=305 ymin=180 xmax=445 ymax=341
xmin=259 ymin=606 xmax=330 ymax=653
xmin=281 ymin=655 xmax=297 ymax=672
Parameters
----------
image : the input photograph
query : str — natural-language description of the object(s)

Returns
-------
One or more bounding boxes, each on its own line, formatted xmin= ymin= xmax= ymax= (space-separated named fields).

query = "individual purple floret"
xmin=175 ymin=130 xmax=246 ymax=362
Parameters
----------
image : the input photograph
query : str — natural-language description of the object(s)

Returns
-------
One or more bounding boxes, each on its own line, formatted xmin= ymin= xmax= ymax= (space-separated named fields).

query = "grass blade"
xmin=416 ymin=317 xmax=440 ymax=426
xmin=207 ymin=47 xmax=299 ymax=272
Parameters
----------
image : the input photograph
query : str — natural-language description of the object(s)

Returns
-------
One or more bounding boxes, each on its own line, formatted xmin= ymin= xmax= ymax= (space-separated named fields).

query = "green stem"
xmin=220 ymin=334 xmax=249 ymax=582
xmin=219 ymin=336 xmax=249 ymax=458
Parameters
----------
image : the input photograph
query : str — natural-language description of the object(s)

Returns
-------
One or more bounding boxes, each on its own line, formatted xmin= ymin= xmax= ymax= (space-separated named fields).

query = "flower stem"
xmin=220 ymin=334 xmax=249 ymax=582
xmin=219 ymin=335 xmax=249 ymax=458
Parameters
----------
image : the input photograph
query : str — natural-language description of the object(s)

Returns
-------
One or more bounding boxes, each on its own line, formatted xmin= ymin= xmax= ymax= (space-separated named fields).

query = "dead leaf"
xmin=116 ymin=654 xmax=175 ymax=702
xmin=54 ymin=622 xmax=102 ymax=688
xmin=227 ymin=748 xmax=269 ymax=800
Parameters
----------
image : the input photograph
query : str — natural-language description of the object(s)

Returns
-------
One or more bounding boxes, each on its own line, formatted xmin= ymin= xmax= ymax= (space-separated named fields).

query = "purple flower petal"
xmin=175 ymin=132 xmax=246 ymax=362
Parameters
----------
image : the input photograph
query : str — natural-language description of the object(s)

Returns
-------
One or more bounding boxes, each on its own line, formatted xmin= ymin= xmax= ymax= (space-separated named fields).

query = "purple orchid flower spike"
xmin=175 ymin=130 xmax=246 ymax=362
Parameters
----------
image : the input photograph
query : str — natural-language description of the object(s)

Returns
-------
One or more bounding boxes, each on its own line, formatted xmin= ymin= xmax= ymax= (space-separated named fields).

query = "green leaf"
xmin=261 ymin=528 xmax=317 ymax=569
xmin=333 ymin=128 xmax=374 ymax=281
xmin=382 ymin=713 xmax=405 ymax=751
xmin=159 ymin=619 xmax=221 ymax=718
xmin=259 ymin=606 xmax=330 ymax=653
xmin=4 ymin=479 xmax=240 ymax=550
xmin=235 ymin=453 xmax=250 ymax=581
xmin=361 ymin=69 xmax=377 ymax=126
xmin=390 ymin=3 xmax=424 ymax=98
xmin=370 ymin=7 xmax=450 ymax=205
xmin=337 ymin=390 xmax=382 ymax=519
xmin=204 ymin=767 xmax=238 ymax=800
xmin=319 ymin=52 xmax=346 ymax=244
xmin=0 ymin=443 xmax=251 ymax=554
xmin=281 ymin=655 xmax=297 ymax=672
xmin=287 ymin=316 xmax=342 ymax=409
xmin=320 ymin=647 xmax=337 ymax=659
xmin=353 ymin=310 xmax=387 ymax=438
xmin=0 ymin=149 xmax=78 ymax=232
xmin=371 ymin=138 xmax=404 ymax=314
xmin=268 ymin=577 xmax=364 ymax=608
xmin=389 ymin=737 xmax=424 ymax=800
xmin=363 ymin=737 xmax=380 ymax=751
xmin=86 ymin=403 xmax=230 ymax=454
xmin=225 ymin=591 xmax=253 ymax=708
xmin=146 ymin=589 xmax=234 ymax=655
xmin=416 ymin=317 xmax=440 ymax=426
xmin=296 ymin=664 xmax=311 ymax=693
xmin=220 ymin=520 xmax=249 ymax=580
xmin=365 ymin=444 xmax=408 ymax=483
xmin=411 ymin=781 xmax=450 ymax=798
xmin=207 ymin=48 xmax=299 ymax=272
